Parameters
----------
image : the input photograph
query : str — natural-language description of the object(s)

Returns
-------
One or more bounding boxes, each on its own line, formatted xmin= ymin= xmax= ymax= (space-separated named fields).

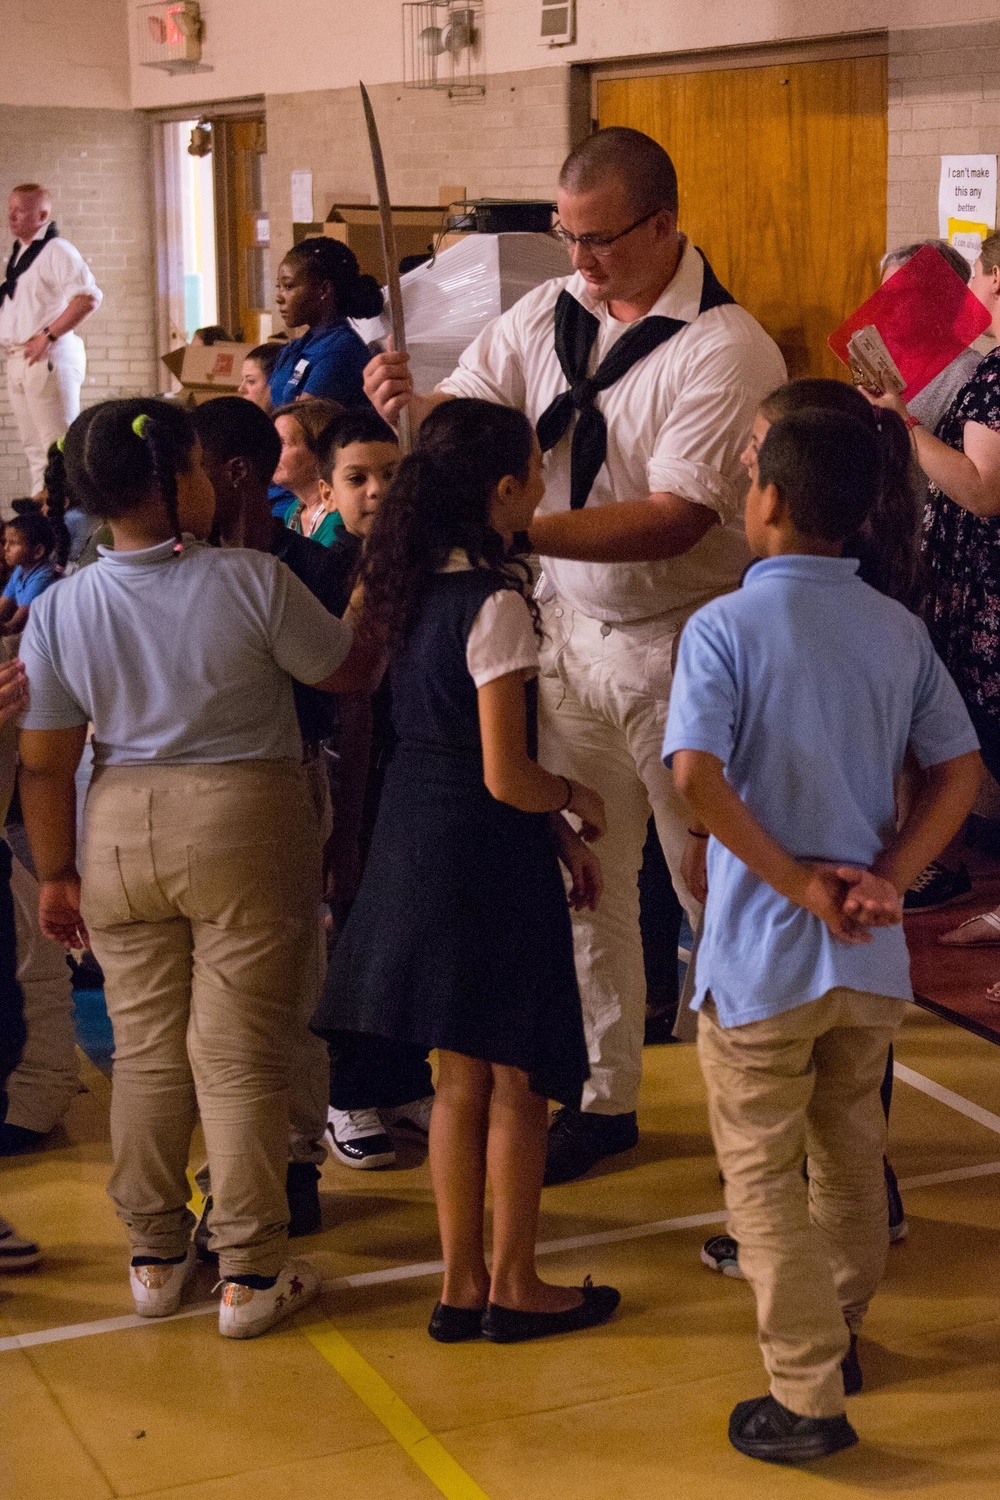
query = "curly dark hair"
xmin=761 ymin=379 xmax=924 ymax=609
xmin=41 ymin=440 xmax=72 ymax=567
xmin=359 ymin=398 xmax=538 ymax=655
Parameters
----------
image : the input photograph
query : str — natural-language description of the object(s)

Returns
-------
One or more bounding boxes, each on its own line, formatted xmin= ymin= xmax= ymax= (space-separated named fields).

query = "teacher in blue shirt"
xmin=270 ymin=238 xmax=383 ymax=409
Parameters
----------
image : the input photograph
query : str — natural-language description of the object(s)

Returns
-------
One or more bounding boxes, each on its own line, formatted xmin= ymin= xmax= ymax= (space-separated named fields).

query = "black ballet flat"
xmin=427 ymin=1302 xmax=486 ymax=1343
xmin=480 ymin=1277 xmax=621 ymax=1344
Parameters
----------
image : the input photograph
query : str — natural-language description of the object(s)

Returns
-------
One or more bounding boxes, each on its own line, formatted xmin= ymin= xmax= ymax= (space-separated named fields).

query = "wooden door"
xmin=596 ymin=55 xmax=887 ymax=379
xmin=212 ymin=116 xmax=269 ymax=344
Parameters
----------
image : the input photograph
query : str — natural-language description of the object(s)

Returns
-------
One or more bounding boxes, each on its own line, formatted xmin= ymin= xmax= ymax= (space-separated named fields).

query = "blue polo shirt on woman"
xmin=268 ymin=321 xmax=371 ymax=407
xmin=662 ymin=553 xmax=979 ymax=1027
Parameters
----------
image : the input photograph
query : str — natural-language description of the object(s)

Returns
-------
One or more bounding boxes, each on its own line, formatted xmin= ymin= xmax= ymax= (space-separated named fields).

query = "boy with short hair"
xmin=663 ymin=407 xmax=982 ymax=1464
xmin=1 ymin=513 xmax=58 ymax=636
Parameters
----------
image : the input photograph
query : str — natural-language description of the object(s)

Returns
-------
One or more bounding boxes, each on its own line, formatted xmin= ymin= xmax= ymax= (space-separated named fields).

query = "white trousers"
xmin=538 ymin=596 xmax=702 ymax=1116
xmin=6 ymin=856 xmax=79 ymax=1136
xmin=5 ymin=335 xmax=86 ymax=495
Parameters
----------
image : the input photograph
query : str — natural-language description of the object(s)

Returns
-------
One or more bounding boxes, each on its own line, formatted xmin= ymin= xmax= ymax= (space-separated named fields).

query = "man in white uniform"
xmin=366 ymin=129 xmax=786 ymax=1182
xmin=1 ymin=184 xmax=102 ymax=496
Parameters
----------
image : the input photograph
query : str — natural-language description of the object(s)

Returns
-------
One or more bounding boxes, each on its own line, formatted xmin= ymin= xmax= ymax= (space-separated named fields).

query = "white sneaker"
xmin=130 ymin=1244 xmax=196 ymax=1317
xmin=325 ymin=1106 xmax=396 ymax=1169
xmin=0 ymin=1216 xmax=41 ymax=1271
xmin=217 ymin=1257 xmax=320 ymax=1339
xmin=381 ymin=1095 xmax=434 ymax=1142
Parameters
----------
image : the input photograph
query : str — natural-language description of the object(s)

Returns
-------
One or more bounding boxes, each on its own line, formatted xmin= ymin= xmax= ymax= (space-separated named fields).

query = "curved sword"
xmin=360 ymin=82 xmax=411 ymax=453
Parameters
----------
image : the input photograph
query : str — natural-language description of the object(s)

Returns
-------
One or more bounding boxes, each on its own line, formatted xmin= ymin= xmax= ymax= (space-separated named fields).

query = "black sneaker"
xmin=885 ymin=1157 xmax=908 ymax=1244
xmin=324 ymin=1107 xmax=396 ymax=1169
xmin=729 ymin=1393 xmax=858 ymax=1463
xmin=903 ymin=862 xmax=972 ymax=913
xmin=543 ymin=1108 xmax=639 ymax=1186
xmin=286 ymin=1161 xmax=322 ymax=1237
xmin=700 ymin=1233 xmax=745 ymax=1278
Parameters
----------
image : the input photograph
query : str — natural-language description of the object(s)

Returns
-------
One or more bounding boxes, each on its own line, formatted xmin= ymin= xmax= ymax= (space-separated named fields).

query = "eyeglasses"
xmin=552 ymin=208 xmax=661 ymax=258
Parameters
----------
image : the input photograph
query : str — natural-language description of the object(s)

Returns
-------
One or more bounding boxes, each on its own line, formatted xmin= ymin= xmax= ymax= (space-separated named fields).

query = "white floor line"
xmin=2 ymin=1066 xmax=997 ymax=1357
xmin=894 ymin=1061 xmax=1000 ymax=1137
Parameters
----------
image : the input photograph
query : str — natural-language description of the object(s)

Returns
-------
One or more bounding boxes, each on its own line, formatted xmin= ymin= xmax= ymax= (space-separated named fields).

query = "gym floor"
xmin=2 ymin=1006 xmax=999 ymax=1500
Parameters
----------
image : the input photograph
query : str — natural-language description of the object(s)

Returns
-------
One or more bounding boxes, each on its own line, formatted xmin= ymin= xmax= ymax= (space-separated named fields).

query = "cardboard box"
xmin=161 ymin=341 xmax=256 ymax=403
xmin=322 ymin=204 xmax=446 ymax=280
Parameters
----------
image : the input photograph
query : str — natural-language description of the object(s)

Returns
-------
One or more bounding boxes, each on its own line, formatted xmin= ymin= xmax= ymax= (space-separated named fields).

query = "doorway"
xmin=594 ymin=51 xmax=888 ymax=378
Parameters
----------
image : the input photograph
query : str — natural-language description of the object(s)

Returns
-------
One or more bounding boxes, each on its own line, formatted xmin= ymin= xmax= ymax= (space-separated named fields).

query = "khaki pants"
xmin=81 ymin=761 xmax=321 ymax=1279
xmin=6 ymin=856 xmax=79 ymax=1135
xmin=538 ymin=596 xmax=701 ymax=1114
xmin=698 ymin=988 xmax=905 ymax=1417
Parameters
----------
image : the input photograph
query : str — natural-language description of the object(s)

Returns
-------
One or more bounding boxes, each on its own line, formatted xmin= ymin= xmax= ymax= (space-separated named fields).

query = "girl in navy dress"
xmin=313 ymin=399 xmax=621 ymax=1343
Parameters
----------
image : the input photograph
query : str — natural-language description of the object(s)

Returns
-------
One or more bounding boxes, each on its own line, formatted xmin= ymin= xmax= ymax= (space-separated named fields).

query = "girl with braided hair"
xmin=16 ymin=396 xmax=378 ymax=1340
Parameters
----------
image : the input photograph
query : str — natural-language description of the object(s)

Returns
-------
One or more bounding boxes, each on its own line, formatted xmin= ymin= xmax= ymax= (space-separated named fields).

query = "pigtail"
xmin=134 ymin=412 xmax=183 ymax=553
xmin=42 ymin=440 xmax=72 ymax=568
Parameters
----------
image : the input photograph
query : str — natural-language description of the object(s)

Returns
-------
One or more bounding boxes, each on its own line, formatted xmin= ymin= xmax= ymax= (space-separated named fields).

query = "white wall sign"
xmin=291 ymin=169 xmax=314 ymax=224
xmin=939 ymin=155 xmax=997 ymax=263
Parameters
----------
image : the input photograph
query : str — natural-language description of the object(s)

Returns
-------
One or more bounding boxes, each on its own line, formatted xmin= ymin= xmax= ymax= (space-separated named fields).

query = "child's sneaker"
xmin=130 ymin=1245 xmax=196 ymax=1317
xmin=381 ymin=1095 xmax=433 ymax=1142
xmin=903 ymin=861 xmax=972 ymax=913
xmin=700 ymin=1233 xmax=745 ymax=1278
xmin=325 ymin=1107 xmax=396 ymax=1169
xmin=217 ymin=1258 xmax=319 ymax=1339
xmin=0 ymin=1216 xmax=41 ymax=1271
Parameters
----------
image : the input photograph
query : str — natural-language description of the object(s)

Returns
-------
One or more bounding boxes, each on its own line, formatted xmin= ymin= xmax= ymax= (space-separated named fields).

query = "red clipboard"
xmin=829 ymin=244 xmax=990 ymax=402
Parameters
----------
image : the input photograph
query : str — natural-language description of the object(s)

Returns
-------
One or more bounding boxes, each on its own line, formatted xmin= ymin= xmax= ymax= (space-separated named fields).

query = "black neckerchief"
xmin=0 ymin=222 xmax=59 ymax=309
xmin=535 ymin=249 xmax=735 ymax=509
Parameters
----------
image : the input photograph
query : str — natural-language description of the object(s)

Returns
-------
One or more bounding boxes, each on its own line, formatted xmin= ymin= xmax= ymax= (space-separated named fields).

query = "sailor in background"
xmin=0 ymin=184 xmax=102 ymax=496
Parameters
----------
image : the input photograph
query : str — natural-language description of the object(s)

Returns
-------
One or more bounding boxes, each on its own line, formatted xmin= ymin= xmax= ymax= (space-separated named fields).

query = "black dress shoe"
xmin=481 ymin=1278 xmax=620 ymax=1343
xmin=543 ymin=1109 xmax=639 ymax=1186
xmin=286 ymin=1162 xmax=322 ymax=1238
xmin=729 ymin=1394 xmax=858 ymax=1463
xmin=427 ymin=1302 xmax=486 ymax=1342
xmin=841 ymin=1333 xmax=862 ymax=1396
xmin=0 ymin=1124 xmax=46 ymax=1156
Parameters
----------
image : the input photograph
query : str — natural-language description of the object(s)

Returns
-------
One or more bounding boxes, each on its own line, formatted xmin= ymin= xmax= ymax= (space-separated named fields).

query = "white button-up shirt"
xmin=0 ymin=226 xmax=102 ymax=350
xmin=439 ymin=239 xmax=786 ymax=623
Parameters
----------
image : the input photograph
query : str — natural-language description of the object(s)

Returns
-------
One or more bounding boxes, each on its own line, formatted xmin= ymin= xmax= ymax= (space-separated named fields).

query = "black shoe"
xmin=729 ymin=1394 xmax=858 ymax=1463
xmin=481 ymin=1278 xmax=621 ymax=1343
xmin=543 ymin=1109 xmax=639 ymax=1186
xmin=67 ymin=950 xmax=105 ymax=990
xmin=841 ymin=1334 xmax=862 ymax=1396
xmin=286 ymin=1162 xmax=322 ymax=1238
xmin=643 ymin=1009 xmax=679 ymax=1046
xmin=427 ymin=1302 xmax=486 ymax=1343
xmin=885 ymin=1158 xmax=908 ymax=1243
xmin=903 ymin=861 xmax=972 ymax=913
xmin=0 ymin=1124 xmax=46 ymax=1156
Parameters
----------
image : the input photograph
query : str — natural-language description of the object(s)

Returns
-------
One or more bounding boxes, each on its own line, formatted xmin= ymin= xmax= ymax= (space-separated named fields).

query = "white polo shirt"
xmin=438 ymin=239 xmax=786 ymax=623
xmin=0 ymin=227 xmax=102 ymax=350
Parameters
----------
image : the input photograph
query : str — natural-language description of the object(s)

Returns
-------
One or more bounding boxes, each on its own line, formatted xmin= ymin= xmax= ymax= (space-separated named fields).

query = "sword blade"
xmin=360 ymin=82 xmax=411 ymax=452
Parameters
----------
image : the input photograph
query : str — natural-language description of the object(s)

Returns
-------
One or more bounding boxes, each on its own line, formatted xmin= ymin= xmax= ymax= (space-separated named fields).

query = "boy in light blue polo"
xmin=663 ymin=408 xmax=981 ymax=1464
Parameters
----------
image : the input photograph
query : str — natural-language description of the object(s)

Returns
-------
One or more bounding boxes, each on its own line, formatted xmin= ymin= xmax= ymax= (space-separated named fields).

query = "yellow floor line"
xmin=304 ymin=1318 xmax=490 ymax=1500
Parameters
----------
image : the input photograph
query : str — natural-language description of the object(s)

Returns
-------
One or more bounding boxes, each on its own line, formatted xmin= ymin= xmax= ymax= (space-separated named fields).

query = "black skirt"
xmin=312 ymin=744 xmax=589 ymax=1109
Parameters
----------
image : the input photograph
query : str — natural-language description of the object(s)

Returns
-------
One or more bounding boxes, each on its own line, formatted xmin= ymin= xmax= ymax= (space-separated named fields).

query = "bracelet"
xmin=557 ymin=775 xmax=573 ymax=812
xmin=904 ymin=414 xmax=920 ymax=431
xmin=687 ymin=828 xmax=709 ymax=839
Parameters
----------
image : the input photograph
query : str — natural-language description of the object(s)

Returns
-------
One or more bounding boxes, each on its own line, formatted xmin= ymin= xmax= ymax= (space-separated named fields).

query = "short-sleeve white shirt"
xmin=0 ymin=227 xmax=102 ymax=348
xmin=438 ymin=239 xmax=787 ymax=623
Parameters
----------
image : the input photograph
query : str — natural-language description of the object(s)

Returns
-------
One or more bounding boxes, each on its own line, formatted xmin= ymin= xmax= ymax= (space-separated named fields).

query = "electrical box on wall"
xmin=540 ymin=0 xmax=575 ymax=46
xmin=135 ymin=1 xmax=209 ymax=74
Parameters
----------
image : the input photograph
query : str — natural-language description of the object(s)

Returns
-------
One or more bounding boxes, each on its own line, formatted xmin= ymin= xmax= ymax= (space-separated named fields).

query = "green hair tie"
xmin=56 ymin=435 xmax=66 ymax=452
xmin=132 ymin=413 xmax=150 ymax=440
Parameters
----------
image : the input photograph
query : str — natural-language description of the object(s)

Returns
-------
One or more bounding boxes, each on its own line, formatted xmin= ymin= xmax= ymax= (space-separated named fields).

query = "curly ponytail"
xmin=360 ymin=398 xmax=537 ymax=654
xmin=760 ymin=379 xmax=924 ymax=609
xmin=42 ymin=441 xmax=72 ymax=568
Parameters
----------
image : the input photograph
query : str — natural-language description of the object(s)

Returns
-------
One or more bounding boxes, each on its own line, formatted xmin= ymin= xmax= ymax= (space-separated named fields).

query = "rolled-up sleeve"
xmin=42 ymin=240 xmax=102 ymax=310
xmin=648 ymin=325 xmax=786 ymax=522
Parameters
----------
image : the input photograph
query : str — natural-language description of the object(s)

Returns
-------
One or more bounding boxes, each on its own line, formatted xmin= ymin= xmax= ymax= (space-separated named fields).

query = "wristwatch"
xmin=42 ymin=326 xmax=57 ymax=343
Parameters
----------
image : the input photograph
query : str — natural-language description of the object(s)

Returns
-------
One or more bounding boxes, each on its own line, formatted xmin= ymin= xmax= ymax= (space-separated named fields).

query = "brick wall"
xmin=0 ymin=106 xmax=158 ymax=511
xmin=264 ymin=66 xmax=589 ymax=287
xmin=888 ymin=21 xmax=1000 ymax=250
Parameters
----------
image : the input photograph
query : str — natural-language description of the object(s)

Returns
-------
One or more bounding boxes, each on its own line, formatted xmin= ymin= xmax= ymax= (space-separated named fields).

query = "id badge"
xmin=286 ymin=357 xmax=311 ymax=395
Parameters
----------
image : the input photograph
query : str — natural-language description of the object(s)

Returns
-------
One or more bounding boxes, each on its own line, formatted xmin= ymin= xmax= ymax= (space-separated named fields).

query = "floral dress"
xmin=922 ymin=346 xmax=1000 ymax=722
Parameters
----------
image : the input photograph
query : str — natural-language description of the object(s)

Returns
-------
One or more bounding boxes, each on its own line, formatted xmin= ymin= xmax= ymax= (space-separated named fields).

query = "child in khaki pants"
xmin=664 ymin=407 xmax=981 ymax=1463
